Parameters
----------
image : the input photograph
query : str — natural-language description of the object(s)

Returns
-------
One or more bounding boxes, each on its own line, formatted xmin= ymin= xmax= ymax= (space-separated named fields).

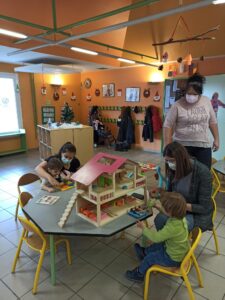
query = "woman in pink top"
xmin=163 ymin=73 xmax=219 ymax=168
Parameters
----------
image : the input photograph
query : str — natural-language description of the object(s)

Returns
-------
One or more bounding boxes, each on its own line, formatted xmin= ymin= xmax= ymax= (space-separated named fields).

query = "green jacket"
xmin=143 ymin=218 xmax=189 ymax=262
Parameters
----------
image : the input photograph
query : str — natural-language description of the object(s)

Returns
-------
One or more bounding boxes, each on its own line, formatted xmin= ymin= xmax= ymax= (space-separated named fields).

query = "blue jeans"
xmin=154 ymin=213 xmax=194 ymax=232
xmin=138 ymin=242 xmax=180 ymax=275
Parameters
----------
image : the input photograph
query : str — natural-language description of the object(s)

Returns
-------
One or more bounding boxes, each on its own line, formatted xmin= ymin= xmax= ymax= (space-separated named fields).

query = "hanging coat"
xmin=117 ymin=116 xmax=135 ymax=145
xmin=151 ymin=106 xmax=162 ymax=133
xmin=142 ymin=106 xmax=154 ymax=143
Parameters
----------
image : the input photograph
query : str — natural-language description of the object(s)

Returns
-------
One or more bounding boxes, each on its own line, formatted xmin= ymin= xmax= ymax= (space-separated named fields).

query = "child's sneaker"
xmin=125 ymin=268 xmax=144 ymax=283
xmin=134 ymin=243 xmax=145 ymax=261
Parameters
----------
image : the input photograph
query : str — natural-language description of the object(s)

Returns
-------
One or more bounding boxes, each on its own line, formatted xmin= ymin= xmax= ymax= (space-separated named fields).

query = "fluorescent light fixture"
xmin=0 ymin=28 xmax=27 ymax=39
xmin=71 ymin=47 xmax=98 ymax=55
xmin=118 ymin=58 xmax=135 ymax=64
xmin=212 ymin=0 xmax=225 ymax=4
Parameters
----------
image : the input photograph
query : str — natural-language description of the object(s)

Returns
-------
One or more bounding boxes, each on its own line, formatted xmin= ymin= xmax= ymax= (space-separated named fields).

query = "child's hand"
xmin=136 ymin=220 xmax=146 ymax=229
xmin=47 ymin=187 xmax=55 ymax=193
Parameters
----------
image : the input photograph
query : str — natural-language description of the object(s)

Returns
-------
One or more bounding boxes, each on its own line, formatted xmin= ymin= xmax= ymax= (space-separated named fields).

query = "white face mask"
xmin=186 ymin=94 xmax=199 ymax=104
xmin=167 ymin=161 xmax=176 ymax=171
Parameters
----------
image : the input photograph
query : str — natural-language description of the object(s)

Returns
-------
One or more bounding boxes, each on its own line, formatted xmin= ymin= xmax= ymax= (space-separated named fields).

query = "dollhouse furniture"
xmin=22 ymin=187 xmax=152 ymax=286
xmin=71 ymin=152 xmax=148 ymax=227
xmin=37 ymin=124 xmax=93 ymax=165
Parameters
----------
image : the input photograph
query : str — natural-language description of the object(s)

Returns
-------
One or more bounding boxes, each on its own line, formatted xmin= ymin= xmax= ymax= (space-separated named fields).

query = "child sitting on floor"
xmin=41 ymin=157 xmax=63 ymax=193
xmin=126 ymin=191 xmax=190 ymax=282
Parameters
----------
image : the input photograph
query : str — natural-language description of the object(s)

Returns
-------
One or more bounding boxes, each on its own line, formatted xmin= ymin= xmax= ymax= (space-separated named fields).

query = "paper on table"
xmin=36 ymin=195 xmax=60 ymax=205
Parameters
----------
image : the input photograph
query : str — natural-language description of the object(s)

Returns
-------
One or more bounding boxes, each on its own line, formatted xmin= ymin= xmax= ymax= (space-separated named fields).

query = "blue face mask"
xmin=61 ymin=156 xmax=72 ymax=164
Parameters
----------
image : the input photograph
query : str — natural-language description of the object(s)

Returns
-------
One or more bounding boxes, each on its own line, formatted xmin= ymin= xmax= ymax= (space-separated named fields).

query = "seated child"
xmin=126 ymin=191 xmax=190 ymax=282
xmin=41 ymin=157 xmax=64 ymax=193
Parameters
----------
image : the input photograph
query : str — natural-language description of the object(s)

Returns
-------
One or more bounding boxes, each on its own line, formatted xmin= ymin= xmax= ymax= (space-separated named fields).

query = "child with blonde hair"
xmin=126 ymin=191 xmax=190 ymax=282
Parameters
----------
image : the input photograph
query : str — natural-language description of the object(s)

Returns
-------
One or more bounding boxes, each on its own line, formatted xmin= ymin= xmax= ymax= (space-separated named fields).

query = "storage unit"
xmin=72 ymin=152 xmax=147 ymax=227
xmin=37 ymin=125 xmax=93 ymax=165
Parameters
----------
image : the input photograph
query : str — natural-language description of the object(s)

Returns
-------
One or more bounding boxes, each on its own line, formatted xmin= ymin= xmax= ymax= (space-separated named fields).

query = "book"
xmin=36 ymin=195 xmax=60 ymax=205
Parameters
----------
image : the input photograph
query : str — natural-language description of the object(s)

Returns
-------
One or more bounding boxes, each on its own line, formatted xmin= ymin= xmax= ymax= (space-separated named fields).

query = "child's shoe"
xmin=134 ymin=243 xmax=145 ymax=261
xmin=125 ymin=267 xmax=144 ymax=283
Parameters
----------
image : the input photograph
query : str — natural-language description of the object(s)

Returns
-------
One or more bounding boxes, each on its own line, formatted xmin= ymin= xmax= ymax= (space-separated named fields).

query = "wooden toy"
xmin=58 ymin=192 xmax=78 ymax=228
xmin=71 ymin=152 xmax=148 ymax=227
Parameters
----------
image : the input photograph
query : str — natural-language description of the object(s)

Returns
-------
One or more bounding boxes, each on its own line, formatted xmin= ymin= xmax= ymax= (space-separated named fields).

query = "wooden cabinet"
xmin=37 ymin=125 xmax=93 ymax=165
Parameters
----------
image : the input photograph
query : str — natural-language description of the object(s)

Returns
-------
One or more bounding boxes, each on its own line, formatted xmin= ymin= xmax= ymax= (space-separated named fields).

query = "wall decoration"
xmin=84 ymin=78 xmax=92 ymax=89
xmin=143 ymin=88 xmax=150 ymax=98
xmin=153 ymin=91 xmax=160 ymax=101
xmin=125 ymin=87 xmax=140 ymax=102
xmin=41 ymin=86 xmax=47 ymax=95
xmin=71 ymin=92 xmax=76 ymax=101
xmin=102 ymin=83 xmax=115 ymax=97
xmin=95 ymin=89 xmax=100 ymax=96
xmin=162 ymin=52 xmax=168 ymax=63
xmin=53 ymin=91 xmax=60 ymax=101
xmin=62 ymin=87 xmax=67 ymax=96
xmin=41 ymin=106 xmax=55 ymax=124
xmin=117 ymin=89 xmax=122 ymax=97
xmin=86 ymin=93 xmax=92 ymax=101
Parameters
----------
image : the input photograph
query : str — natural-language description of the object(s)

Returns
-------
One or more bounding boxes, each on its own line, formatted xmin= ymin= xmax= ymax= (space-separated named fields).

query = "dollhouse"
xmin=71 ymin=152 xmax=147 ymax=227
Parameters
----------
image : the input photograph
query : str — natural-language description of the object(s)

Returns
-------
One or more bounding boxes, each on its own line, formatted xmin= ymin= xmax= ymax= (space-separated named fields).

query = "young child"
xmin=126 ymin=191 xmax=190 ymax=282
xmin=41 ymin=157 xmax=64 ymax=193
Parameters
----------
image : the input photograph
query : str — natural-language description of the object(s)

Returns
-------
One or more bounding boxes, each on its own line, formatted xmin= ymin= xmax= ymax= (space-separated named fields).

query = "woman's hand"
xmin=61 ymin=170 xmax=71 ymax=180
xmin=136 ymin=220 xmax=146 ymax=229
xmin=212 ymin=140 xmax=219 ymax=152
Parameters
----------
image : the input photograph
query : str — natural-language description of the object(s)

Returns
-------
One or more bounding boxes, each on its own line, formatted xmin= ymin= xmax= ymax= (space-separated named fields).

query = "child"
xmin=41 ymin=157 xmax=64 ymax=193
xmin=126 ymin=191 xmax=190 ymax=282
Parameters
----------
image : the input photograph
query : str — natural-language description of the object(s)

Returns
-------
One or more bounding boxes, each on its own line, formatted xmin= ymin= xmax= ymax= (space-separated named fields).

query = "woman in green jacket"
xmin=154 ymin=141 xmax=213 ymax=232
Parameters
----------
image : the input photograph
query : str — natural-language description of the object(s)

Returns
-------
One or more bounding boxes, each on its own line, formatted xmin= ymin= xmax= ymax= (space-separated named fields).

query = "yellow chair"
xmin=12 ymin=216 xmax=72 ymax=294
xmin=15 ymin=173 xmax=41 ymax=221
xmin=211 ymin=196 xmax=219 ymax=255
xmin=144 ymin=227 xmax=203 ymax=300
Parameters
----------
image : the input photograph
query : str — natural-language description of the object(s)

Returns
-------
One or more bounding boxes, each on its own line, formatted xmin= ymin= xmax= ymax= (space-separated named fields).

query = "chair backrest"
xmin=19 ymin=191 xmax=33 ymax=208
xmin=181 ymin=227 xmax=202 ymax=272
xmin=17 ymin=173 xmax=41 ymax=194
xmin=18 ymin=216 xmax=45 ymax=241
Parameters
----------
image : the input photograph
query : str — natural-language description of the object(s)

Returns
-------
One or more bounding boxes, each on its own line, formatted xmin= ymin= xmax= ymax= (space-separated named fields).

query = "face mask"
xmin=167 ymin=161 xmax=176 ymax=171
xmin=186 ymin=94 xmax=199 ymax=104
xmin=61 ymin=156 xmax=72 ymax=164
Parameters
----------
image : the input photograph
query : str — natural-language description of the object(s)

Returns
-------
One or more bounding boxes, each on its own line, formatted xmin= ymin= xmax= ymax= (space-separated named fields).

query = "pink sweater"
xmin=164 ymin=96 xmax=217 ymax=147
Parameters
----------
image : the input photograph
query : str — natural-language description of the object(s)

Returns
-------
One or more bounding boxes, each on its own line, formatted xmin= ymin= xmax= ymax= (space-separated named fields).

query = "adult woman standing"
xmin=153 ymin=142 xmax=213 ymax=232
xmin=163 ymin=73 xmax=219 ymax=168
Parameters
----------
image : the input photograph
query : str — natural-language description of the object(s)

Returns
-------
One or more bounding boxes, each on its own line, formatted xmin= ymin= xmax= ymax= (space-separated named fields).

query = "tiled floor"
xmin=0 ymin=148 xmax=225 ymax=300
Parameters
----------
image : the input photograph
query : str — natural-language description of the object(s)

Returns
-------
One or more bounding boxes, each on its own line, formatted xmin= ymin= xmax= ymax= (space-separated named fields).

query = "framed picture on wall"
xmin=125 ymin=87 xmax=140 ymax=102
xmin=102 ymin=83 xmax=115 ymax=97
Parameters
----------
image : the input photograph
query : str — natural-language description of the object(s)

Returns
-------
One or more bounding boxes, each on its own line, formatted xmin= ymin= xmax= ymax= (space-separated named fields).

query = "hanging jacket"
xmin=142 ymin=106 xmax=154 ymax=142
xmin=151 ymin=106 xmax=162 ymax=133
xmin=117 ymin=116 xmax=135 ymax=145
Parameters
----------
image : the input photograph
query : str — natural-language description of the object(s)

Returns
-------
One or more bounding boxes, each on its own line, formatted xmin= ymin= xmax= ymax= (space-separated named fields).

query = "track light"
xmin=0 ymin=28 xmax=27 ymax=39
xmin=212 ymin=0 xmax=225 ymax=4
xmin=71 ymin=47 xmax=98 ymax=55
xmin=158 ymin=65 xmax=164 ymax=71
xmin=118 ymin=58 xmax=135 ymax=64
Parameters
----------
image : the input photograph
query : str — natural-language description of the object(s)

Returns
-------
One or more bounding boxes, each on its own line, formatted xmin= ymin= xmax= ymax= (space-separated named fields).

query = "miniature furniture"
xmin=15 ymin=173 xmax=41 ymax=221
xmin=144 ymin=227 xmax=203 ymax=300
xmin=37 ymin=124 xmax=93 ymax=165
xmin=12 ymin=216 xmax=72 ymax=294
xmin=22 ymin=187 xmax=152 ymax=285
xmin=71 ymin=152 xmax=148 ymax=227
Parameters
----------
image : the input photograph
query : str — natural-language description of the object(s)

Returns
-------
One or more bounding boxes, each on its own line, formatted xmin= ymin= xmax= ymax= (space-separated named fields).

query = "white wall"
xmin=204 ymin=75 xmax=225 ymax=160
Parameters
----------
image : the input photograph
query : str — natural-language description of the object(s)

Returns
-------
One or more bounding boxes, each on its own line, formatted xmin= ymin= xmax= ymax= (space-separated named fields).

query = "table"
xmin=212 ymin=160 xmax=225 ymax=199
xmin=23 ymin=188 xmax=152 ymax=285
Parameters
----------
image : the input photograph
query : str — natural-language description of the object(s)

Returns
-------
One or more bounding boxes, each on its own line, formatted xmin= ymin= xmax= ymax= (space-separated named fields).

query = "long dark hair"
xmin=58 ymin=142 xmax=76 ymax=156
xmin=186 ymin=73 xmax=206 ymax=95
xmin=163 ymin=142 xmax=192 ymax=180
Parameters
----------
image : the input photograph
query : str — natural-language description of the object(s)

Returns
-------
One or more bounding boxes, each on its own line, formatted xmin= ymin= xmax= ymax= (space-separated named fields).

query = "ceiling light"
xmin=0 ymin=28 xmax=27 ymax=39
xmin=212 ymin=0 xmax=225 ymax=4
xmin=71 ymin=47 xmax=98 ymax=55
xmin=118 ymin=58 xmax=135 ymax=64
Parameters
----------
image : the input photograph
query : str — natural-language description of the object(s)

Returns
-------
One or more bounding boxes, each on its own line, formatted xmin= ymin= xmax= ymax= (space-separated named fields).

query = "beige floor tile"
xmin=206 ymin=236 xmax=225 ymax=255
xmin=0 ymin=281 xmax=17 ymax=300
xmin=121 ymin=290 xmax=142 ymax=300
xmin=107 ymin=232 xmax=137 ymax=252
xmin=69 ymin=294 xmax=83 ymax=300
xmin=0 ymin=197 xmax=18 ymax=209
xmin=0 ymin=236 xmax=15 ymax=255
xmin=173 ymin=285 xmax=209 ymax=300
xmin=215 ymin=223 xmax=225 ymax=238
xmin=78 ymin=272 xmax=128 ymax=300
xmin=198 ymin=248 xmax=225 ymax=278
xmin=57 ymin=257 xmax=99 ymax=292
xmin=0 ymin=210 xmax=14 ymax=222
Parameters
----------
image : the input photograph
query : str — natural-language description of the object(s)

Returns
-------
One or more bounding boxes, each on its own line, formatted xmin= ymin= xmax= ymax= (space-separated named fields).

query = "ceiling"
xmin=0 ymin=0 xmax=224 ymax=72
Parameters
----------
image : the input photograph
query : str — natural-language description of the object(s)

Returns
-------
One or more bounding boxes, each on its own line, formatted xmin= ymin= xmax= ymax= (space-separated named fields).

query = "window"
xmin=0 ymin=73 xmax=23 ymax=134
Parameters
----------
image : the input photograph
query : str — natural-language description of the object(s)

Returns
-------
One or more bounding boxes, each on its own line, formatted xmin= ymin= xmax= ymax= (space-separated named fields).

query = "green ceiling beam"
xmin=0 ymin=14 xmax=52 ymax=31
xmin=81 ymin=38 xmax=157 ymax=60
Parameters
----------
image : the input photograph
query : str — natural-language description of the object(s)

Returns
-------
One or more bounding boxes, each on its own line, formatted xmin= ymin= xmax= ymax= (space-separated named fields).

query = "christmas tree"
xmin=61 ymin=103 xmax=74 ymax=123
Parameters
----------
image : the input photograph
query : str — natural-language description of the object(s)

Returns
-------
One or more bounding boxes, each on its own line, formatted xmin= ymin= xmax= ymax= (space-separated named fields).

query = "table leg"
xmin=49 ymin=235 xmax=56 ymax=285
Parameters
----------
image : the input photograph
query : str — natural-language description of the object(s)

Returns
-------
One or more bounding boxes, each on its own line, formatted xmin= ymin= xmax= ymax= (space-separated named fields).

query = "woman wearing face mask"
xmin=35 ymin=142 xmax=80 ymax=186
xmin=163 ymin=73 xmax=219 ymax=169
xmin=152 ymin=141 xmax=213 ymax=232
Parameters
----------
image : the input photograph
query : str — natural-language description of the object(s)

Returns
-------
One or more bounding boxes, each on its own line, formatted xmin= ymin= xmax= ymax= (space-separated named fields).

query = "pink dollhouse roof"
xmin=71 ymin=152 xmax=129 ymax=186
